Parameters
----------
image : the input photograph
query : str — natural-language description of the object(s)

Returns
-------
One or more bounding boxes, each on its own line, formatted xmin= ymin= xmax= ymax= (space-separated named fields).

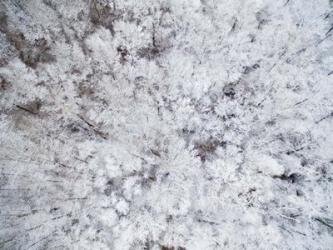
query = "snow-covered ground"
xmin=0 ymin=0 xmax=333 ymax=249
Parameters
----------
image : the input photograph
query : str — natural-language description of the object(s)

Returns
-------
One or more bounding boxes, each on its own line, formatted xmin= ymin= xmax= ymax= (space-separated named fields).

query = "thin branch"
xmin=314 ymin=217 xmax=333 ymax=230
xmin=315 ymin=112 xmax=333 ymax=124
xmin=326 ymin=25 xmax=333 ymax=36
xmin=15 ymin=105 xmax=38 ymax=115
xmin=294 ymin=98 xmax=308 ymax=106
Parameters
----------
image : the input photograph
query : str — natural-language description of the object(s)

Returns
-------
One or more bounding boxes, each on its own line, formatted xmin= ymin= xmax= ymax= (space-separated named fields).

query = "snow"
xmin=252 ymin=154 xmax=285 ymax=177
xmin=0 ymin=0 xmax=333 ymax=249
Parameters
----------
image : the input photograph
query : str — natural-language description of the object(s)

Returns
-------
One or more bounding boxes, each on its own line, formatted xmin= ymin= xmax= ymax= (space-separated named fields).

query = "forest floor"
xmin=0 ymin=0 xmax=333 ymax=249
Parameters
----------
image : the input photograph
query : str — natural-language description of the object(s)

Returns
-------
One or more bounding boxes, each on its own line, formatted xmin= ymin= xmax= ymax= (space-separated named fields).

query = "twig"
xmin=326 ymin=25 xmax=333 ymax=36
xmin=15 ymin=105 xmax=37 ymax=115
xmin=278 ymin=213 xmax=300 ymax=223
xmin=294 ymin=98 xmax=308 ymax=106
xmin=26 ymin=224 xmax=43 ymax=232
xmin=230 ymin=18 xmax=237 ymax=33
xmin=315 ymin=112 xmax=333 ymax=124
xmin=0 ymin=236 xmax=16 ymax=247
xmin=26 ymin=230 xmax=55 ymax=249
xmin=0 ymin=212 xmax=31 ymax=218
xmin=314 ymin=217 xmax=333 ymax=229
xmin=65 ymin=197 xmax=88 ymax=201
xmin=74 ymin=156 xmax=88 ymax=164
xmin=150 ymin=148 xmax=161 ymax=157
xmin=0 ymin=188 xmax=30 ymax=191
xmin=78 ymin=115 xmax=108 ymax=139
xmin=279 ymin=225 xmax=306 ymax=236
